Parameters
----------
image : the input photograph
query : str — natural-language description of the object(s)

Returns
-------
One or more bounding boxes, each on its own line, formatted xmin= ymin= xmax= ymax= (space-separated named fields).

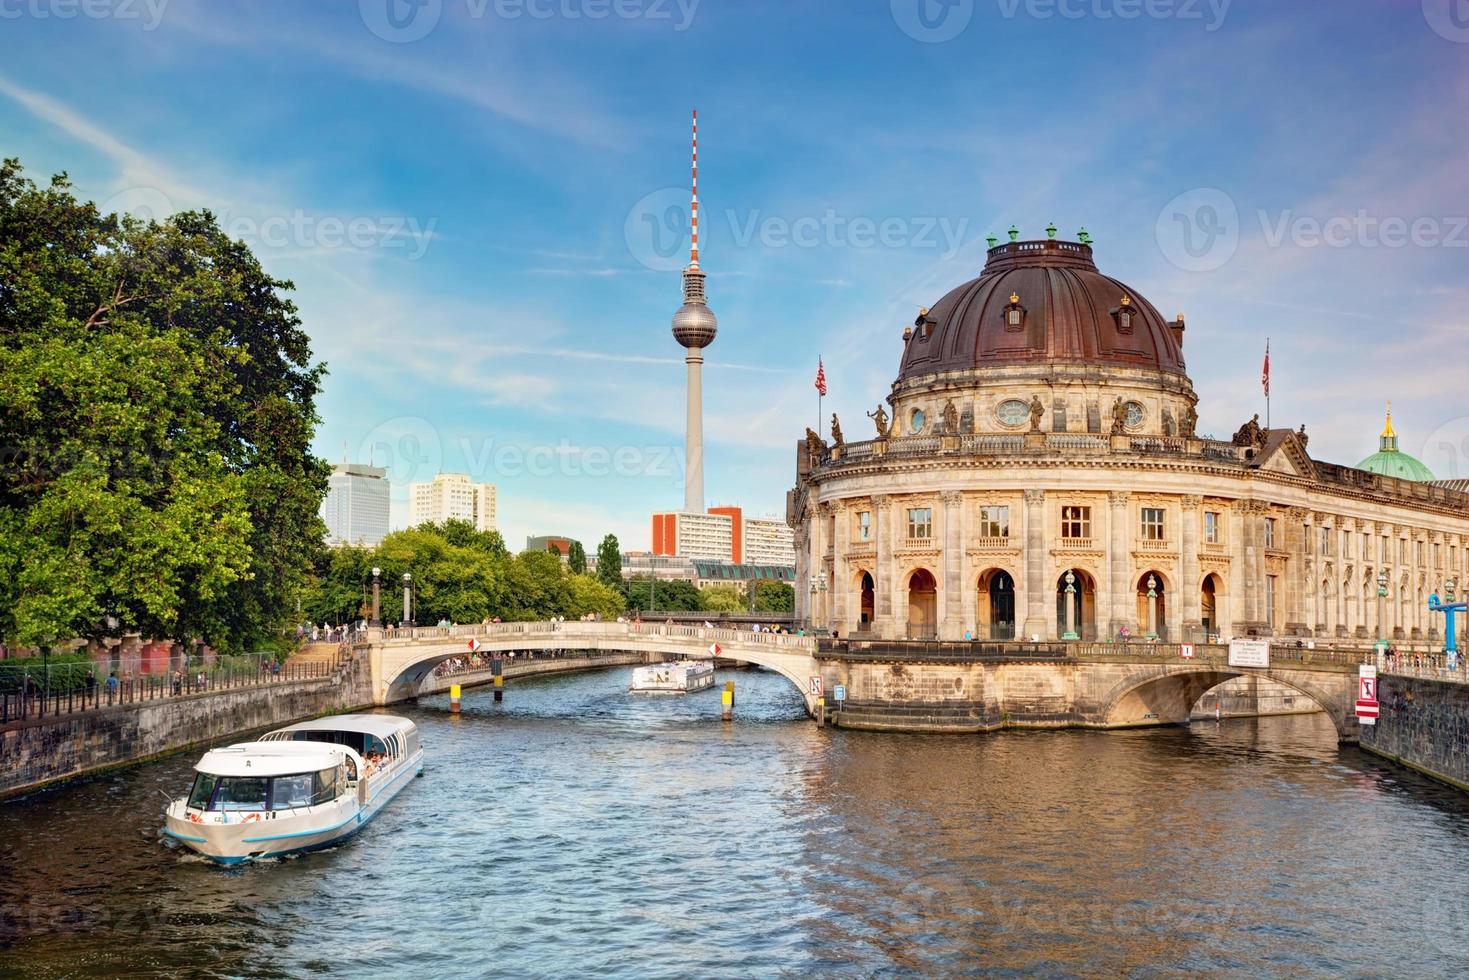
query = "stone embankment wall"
xmin=1362 ymin=674 xmax=1469 ymax=792
xmin=0 ymin=666 xmax=373 ymax=802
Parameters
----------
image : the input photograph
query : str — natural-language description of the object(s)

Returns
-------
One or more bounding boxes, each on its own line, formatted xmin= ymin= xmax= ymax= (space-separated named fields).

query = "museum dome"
xmin=1357 ymin=407 xmax=1435 ymax=482
xmin=897 ymin=235 xmax=1188 ymax=384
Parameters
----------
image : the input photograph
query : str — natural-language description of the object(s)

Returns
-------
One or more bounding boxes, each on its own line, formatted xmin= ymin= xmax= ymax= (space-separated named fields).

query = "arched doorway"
xmin=1201 ymin=573 xmax=1224 ymax=641
xmin=858 ymin=571 xmax=875 ymax=632
xmin=907 ymin=568 xmax=938 ymax=639
xmin=1055 ymin=569 xmax=1097 ymax=641
xmin=977 ymin=569 xmax=1016 ymax=640
xmin=1136 ymin=571 xmax=1168 ymax=640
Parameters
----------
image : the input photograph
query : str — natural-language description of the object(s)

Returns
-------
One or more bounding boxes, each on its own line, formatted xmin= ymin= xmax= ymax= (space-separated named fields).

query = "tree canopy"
xmin=596 ymin=534 xmax=622 ymax=588
xmin=0 ymin=160 xmax=328 ymax=652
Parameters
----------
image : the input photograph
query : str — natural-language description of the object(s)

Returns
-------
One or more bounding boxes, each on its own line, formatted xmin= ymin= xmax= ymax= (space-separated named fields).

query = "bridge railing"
xmin=1379 ymin=652 xmax=1469 ymax=685
xmin=370 ymin=620 xmax=817 ymax=652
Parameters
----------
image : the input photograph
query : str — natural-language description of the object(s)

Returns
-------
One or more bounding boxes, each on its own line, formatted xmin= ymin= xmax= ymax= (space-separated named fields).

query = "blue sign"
xmin=833 ymin=685 xmax=846 ymax=702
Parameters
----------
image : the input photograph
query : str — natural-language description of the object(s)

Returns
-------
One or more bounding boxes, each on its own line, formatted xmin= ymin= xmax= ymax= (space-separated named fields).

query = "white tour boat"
xmin=629 ymin=660 xmax=716 ymax=694
xmin=161 ymin=714 xmax=423 ymax=865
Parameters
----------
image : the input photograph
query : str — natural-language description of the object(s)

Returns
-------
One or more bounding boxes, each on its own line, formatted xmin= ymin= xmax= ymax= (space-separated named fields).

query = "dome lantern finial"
xmin=986 ymin=234 xmax=998 ymax=249
xmin=1380 ymin=401 xmax=1396 ymax=451
xmin=1046 ymin=222 xmax=1057 ymax=240
xmin=1007 ymin=224 xmax=1019 ymax=243
xmin=1077 ymin=226 xmax=1092 ymax=245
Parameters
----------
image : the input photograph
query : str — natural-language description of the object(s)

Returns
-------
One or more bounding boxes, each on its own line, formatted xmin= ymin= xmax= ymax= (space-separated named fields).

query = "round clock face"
xmin=997 ymin=399 xmax=1029 ymax=427
xmin=910 ymin=409 xmax=926 ymax=434
xmin=1125 ymin=401 xmax=1145 ymax=428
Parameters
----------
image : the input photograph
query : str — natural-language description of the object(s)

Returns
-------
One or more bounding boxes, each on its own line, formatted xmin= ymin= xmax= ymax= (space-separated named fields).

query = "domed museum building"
xmin=790 ymin=234 xmax=1469 ymax=647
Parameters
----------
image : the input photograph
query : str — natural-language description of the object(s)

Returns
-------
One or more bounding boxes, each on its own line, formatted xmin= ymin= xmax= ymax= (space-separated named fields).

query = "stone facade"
xmin=791 ymin=240 xmax=1469 ymax=650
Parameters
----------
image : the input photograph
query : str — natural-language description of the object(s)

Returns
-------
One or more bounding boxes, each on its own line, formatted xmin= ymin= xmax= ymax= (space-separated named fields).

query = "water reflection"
xmin=3 ymin=668 xmax=1468 ymax=976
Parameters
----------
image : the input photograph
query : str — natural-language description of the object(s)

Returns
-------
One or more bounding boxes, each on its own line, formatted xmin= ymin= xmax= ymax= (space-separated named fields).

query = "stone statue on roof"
xmin=1232 ymin=414 xmax=1264 ymax=449
xmin=831 ymin=413 xmax=844 ymax=447
xmin=868 ymin=404 xmax=890 ymax=440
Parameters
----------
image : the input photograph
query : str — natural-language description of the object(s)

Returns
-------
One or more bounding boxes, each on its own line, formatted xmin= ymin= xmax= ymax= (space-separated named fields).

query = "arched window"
xmin=1003 ymin=292 xmax=1026 ymax=332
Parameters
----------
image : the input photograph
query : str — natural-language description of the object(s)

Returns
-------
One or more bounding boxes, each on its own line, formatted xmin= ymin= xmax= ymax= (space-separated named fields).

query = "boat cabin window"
xmin=268 ymin=769 xmax=339 ymax=810
xmin=212 ymin=777 xmax=270 ymax=812
xmin=187 ymin=772 xmax=220 ymax=810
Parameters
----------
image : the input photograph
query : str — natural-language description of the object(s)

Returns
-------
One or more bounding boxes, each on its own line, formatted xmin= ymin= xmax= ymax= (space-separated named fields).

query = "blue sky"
xmin=2 ymin=0 xmax=1466 ymax=550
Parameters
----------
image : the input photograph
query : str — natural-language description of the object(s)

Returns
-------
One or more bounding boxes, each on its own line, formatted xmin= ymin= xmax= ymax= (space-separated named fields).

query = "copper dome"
xmin=898 ymin=239 xmax=1186 ymax=382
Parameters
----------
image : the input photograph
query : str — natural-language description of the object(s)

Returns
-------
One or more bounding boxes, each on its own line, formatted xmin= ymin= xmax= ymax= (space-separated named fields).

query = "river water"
xmin=3 ymin=666 xmax=1469 ymax=978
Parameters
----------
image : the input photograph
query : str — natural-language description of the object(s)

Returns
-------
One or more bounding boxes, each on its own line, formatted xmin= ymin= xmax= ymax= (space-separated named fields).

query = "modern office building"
xmin=651 ymin=506 xmax=796 ymax=565
xmin=527 ymin=534 xmax=580 ymax=557
xmin=409 ymin=473 xmax=497 ymax=531
xmin=321 ymin=462 xmax=390 ymax=547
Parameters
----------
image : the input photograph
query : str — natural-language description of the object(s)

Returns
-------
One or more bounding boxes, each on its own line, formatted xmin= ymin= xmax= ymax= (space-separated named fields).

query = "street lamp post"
xmin=1376 ymin=568 xmax=1389 ymax=657
xmin=1145 ymin=575 xmax=1159 ymax=640
xmin=371 ymin=567 xmax=382 ymax=628
xmin=1062 ymin=570 xmax=1079 ymax=641
xmin=403 ymin=573 xmax=414 ymax=629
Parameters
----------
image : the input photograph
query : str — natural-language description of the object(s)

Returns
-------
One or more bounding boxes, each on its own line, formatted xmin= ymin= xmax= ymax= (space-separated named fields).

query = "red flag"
xmin=1261 ymin=341 xmax=1270 ymax=397
xmin=814 ymin=358 xmax=828 ymax=396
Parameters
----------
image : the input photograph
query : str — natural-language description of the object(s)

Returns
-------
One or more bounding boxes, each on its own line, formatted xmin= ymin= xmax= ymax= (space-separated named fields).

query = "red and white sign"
xmin=1180 ymin=643 xmax=1195 ymax=660
xmin=708 ymin=643 xmax=722 ymax=657
xmin=1357 ymin=664 xmax=1379 ymax=724
xmin=809 ymin=675 xmax=824 ymax=697
xmin=467 ymin=638 xmax=480 ymax=652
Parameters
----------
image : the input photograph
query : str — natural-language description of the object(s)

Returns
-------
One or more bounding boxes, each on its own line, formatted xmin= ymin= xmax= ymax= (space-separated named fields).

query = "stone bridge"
xmin=363 ymin=622 xmax=823 ymax=710
xmin=361 ymin=624 xmax=1371 ymax=742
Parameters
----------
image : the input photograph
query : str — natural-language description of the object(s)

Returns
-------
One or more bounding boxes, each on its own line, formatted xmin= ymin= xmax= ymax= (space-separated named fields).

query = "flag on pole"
xmin=1261 ymin=340 xmax=1270 ymax=397
xmin=814 ymin=358 xmax=828 ymax=397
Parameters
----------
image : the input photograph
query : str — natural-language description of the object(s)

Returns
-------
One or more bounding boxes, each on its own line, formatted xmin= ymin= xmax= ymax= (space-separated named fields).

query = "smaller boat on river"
xmin=629 ymin=661 xmax=716 ymax=694
xmin=161 ymin=714 xmax=422 ymax=865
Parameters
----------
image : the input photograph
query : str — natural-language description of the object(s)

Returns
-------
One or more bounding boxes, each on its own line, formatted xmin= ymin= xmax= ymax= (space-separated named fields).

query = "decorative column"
xmin=873 ymin=494 xmax=894 ymax=639
xmin=942 ymin=491 xmax=965 ymax=641
xmin=1180 ymin=494 xmax=1202 ymax=642
xmin=833 ymin=500 xmax=850 ymax=634
xmin=1145 ymin=574 xmax=1159 ymax=639
xmin=1284 ymin=507 xmax=1308 ymax=635
xmin=810 ymin=502 xmax=828 ymax=629
xmin=1022 ymin=489 xmax=1047 ymax=640
xmin=1108 ymin=491 xmax=1131 ymax=639
xmin=1342 ymin=519 xmax=1358 ymax=637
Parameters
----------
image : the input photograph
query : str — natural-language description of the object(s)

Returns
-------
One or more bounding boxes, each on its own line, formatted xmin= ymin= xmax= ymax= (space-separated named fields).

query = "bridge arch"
xmin=1097 ymin=664 xmax=1352 ymax=738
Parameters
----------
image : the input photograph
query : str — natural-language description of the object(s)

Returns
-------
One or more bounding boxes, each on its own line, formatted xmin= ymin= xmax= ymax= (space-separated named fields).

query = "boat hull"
xmin=163 ymin=750 xmax=423 ymax=865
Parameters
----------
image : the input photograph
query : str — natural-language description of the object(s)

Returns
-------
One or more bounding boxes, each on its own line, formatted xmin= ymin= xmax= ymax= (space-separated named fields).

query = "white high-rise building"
xmin=743 ymin=515 xmax=796 ymax=565
xmin=409 ymin=473 xmax=497 ymax=531
xmin=322 ymin=462 xmax=390 ymax=547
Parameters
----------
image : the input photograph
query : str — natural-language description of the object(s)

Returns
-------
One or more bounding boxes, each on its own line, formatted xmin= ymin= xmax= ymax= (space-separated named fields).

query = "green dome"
xmin=1356 ymin=407 xmax=1434 ymax=481
xmin=1356 ymin=449 xmax=1435 ymax=481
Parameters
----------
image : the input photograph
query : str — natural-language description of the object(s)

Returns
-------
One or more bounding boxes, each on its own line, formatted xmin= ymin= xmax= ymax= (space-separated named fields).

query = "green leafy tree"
xmin=0 ymin=160 xmax=328 ymax=651
xmin=596 ymin=534 xmax=622 ymax=589
xmin=699 ymin=584 xmax=745 ymax=613
xmin=566 ymin=574 xmax=625 ymax=619
xmin=567 ymin=540 xmax=587 ymax=575
xmin=751 ymin=581 xmax=796 ymax=613
xmin=623 ymin=578 xmax=701 ymax=613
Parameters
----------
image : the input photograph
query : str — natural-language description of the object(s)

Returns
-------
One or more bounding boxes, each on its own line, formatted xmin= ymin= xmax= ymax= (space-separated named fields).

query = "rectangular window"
xmin=1140 ymin=507 xmax=1165 ymax=541
xmin=1266 ymin=575 xmax=1278 ymax=626
xmin=1204 ymin=511 xmax=1220 ymax=544
xmin=1264 ymin=518 xmax=1277 ymax=550
xmin=1380 ymin=536 xmax=1388 ymax=562
xmin=1342 ymin=530 xmax=1350 ymax=557
xmin=1434 ymin=543 xmax=1442 ymax=568
xmin=1061 ymin=505 xmax=1091 ymax=540
xmin=1320 ymin=527 xmax=1332 ymax=556
xmin=1399 ymin=539 xmax=1407 ymax=563
xmin=1417 ymin=541 xmax=1426 ymax=565
xmin=907 ymin=508 xmax=932 ymax=540
xmin=856 ymin=511 xmax=871 ymax=542
xmin=979 ymin=505 xmax=1009 ymax=539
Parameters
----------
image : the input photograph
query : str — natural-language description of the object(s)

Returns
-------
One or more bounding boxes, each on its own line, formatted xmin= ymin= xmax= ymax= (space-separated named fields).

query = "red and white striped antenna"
xmin=689 ymin=107 xmax=699 ymax=269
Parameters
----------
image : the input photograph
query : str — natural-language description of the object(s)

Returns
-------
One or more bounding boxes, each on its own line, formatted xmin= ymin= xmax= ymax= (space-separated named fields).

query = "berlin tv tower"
xmin=670 ymin=108 xmax=717 ymax=514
